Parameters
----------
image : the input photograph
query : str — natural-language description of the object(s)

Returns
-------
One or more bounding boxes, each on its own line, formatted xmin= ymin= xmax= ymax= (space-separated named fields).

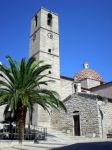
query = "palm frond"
xmin=0 ymin=55 xmax=67 ymax=117
xmin=6 ymin=56 xmax=18 ymax=81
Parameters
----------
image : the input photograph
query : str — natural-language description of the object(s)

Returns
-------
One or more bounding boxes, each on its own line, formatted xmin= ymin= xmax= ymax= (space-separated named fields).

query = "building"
xmin=29 ymin=7 xmax=112 ymax=138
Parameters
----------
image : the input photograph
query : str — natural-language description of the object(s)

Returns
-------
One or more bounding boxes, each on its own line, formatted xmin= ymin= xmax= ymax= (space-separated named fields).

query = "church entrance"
xmin=73 ymin=111 xmax=80 ymax=136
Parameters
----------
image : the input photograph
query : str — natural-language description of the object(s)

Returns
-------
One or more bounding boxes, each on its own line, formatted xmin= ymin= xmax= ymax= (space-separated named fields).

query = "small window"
xmin=33 ymin=33 xmax=36 ymax=41
xmin=47 ymin=13 xmax=52 ymax=26
xmin=34 ymin=14 xmax=38 ymax=27
xmin=48 ymin=49 xmax=51 ymax=53
xmin=48 ymin=71 xmax=51 ymax=74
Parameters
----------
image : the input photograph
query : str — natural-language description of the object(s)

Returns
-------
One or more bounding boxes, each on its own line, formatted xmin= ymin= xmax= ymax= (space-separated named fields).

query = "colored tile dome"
xmin=74 ymin=62 xmax=103 ymax=82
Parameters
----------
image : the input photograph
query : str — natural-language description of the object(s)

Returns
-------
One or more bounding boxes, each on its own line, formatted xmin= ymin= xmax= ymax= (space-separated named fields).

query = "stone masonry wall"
xmin=81 ymin=79 xmax=100 ymax=89
xmin=60 ymin=77 xmax=73 ymax=100
xmin=100 ymin=100 xmax=112 ymax=136
xmin=51 ymin=93 xmax=100 ymax=137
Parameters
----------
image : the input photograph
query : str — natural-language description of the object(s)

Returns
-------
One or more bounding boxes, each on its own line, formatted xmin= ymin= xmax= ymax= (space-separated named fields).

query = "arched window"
xmin=47 ymin=13 xmax=52 ymax=26
xmin=34 ymin=14 xmax=38 ymax=27
xmin=48 ymin=70 xmax=51 ymax=74
xmin=74 ymin=84 xmax=77 ymax=93
xmin=48 ymin=49 xmax=51 ymax=53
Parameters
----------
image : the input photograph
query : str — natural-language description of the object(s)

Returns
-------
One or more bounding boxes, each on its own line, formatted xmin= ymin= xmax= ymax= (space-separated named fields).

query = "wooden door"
xmin=73 ymin=115 xmax=80 ymax=136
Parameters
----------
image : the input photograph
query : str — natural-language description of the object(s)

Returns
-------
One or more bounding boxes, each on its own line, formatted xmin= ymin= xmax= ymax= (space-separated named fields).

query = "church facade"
xmin=29 ymin=7 xmax=112 ymax=138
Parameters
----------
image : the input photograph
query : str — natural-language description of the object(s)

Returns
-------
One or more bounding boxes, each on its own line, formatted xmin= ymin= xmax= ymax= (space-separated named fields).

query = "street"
xmin=52 ymin=142 xmax=112 ymax=150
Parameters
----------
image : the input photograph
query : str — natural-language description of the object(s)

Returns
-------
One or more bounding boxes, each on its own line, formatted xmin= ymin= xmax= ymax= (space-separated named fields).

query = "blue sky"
xmin=0 ymin=0 xmax=112 ymax=82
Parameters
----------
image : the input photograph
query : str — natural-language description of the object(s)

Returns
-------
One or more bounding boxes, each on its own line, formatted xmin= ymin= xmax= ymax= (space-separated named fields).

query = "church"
xmin=0 ymin=7 xmax=112 ymax=139
xmin=28 ymin=7 xmax=112 ymax=138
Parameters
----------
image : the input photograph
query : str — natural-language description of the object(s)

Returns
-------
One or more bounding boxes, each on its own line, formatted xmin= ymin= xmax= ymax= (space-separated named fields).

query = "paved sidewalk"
xmin=1 ymin=142 xmax=66 ymax=150
xmin=1 ymin=141 xmax=112 ymax=150
xmin=0 ymin=129 xmax=112 ymax=150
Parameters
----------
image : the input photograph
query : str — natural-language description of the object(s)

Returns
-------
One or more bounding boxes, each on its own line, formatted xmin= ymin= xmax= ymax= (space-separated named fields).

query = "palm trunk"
xmin=16 ymin=104 xmax=27 ymax=144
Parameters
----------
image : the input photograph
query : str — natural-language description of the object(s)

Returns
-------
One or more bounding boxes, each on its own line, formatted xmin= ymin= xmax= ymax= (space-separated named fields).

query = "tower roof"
xmin=74 ymin=62 xmax=103 ymax=82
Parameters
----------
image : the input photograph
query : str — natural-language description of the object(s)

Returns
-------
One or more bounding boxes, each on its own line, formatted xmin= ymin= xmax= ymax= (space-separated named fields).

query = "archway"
xmin=73 ymin=111 xmax=80 ymax=136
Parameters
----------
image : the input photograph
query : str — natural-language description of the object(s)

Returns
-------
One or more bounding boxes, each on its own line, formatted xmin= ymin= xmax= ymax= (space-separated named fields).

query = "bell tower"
xmin=29 ymin=7 xmax=60 ymax=80
xmin=29 ymin=7 xmax=60 ymax=128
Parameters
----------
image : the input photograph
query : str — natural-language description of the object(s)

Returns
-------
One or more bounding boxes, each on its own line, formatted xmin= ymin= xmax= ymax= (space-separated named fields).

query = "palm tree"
xmin=0 ymin=56 xmax=66 ymax=143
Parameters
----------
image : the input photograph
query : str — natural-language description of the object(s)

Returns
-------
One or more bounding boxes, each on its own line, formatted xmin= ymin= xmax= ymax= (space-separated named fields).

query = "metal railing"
xmin=0 ymin=125 xmax=47 ymax=140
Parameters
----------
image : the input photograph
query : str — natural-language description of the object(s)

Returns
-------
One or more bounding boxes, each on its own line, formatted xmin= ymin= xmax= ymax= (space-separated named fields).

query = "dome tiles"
xmin=74 ymin=62 xmax=103 ymax=82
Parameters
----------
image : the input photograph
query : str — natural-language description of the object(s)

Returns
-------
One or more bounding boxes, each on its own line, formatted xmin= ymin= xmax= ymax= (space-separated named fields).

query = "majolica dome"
xmin=74 ymin=62 xmax=103 ymax=82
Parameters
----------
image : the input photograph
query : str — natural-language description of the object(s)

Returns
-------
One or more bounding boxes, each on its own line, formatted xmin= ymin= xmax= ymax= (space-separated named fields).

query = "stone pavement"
xmin=0 ymin=142 xmax=67 ymax=150
xmin=0 ymin=129 xmax=112 ymax=150
xmin=1 ymin=140 xmax=112 ymax=150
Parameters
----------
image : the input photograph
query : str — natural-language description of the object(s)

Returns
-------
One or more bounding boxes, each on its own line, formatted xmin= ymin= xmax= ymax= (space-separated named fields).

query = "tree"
xmin=0 ymin=56 xmax=67 ymax=143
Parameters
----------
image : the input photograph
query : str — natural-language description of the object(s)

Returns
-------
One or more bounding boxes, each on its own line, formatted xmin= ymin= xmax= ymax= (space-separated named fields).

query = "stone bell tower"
xmin=29 ymin=7 xmax=60 ymax=128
